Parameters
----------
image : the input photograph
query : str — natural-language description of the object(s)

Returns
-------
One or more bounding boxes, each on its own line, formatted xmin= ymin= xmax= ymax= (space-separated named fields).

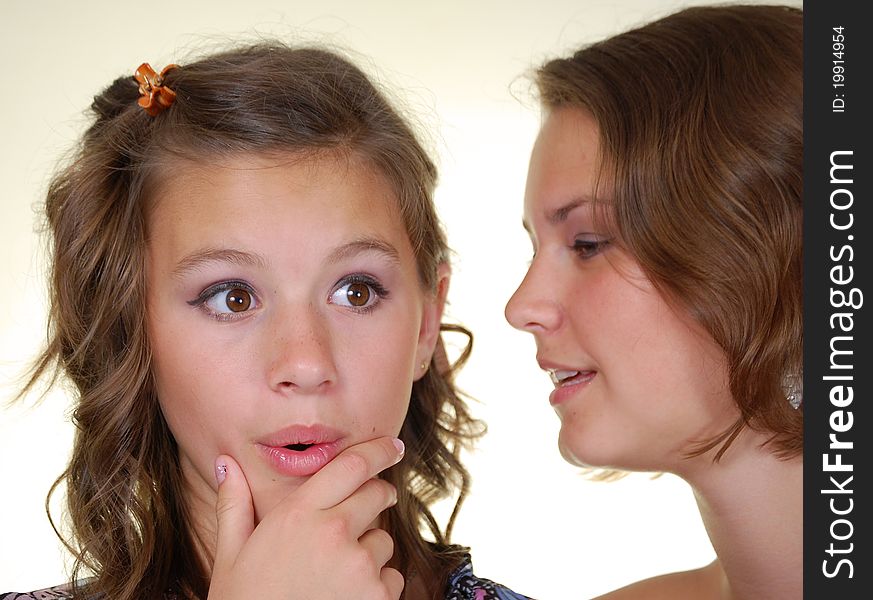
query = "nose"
xmin=267 ymin=302 xmax=337 ymax=394
xmin=504 ymin=259 xmax=563 ymax=334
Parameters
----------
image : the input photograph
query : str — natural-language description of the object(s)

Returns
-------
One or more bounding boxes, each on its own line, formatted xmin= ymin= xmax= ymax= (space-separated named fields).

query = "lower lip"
xmin=257 ymin=441 xmax=342 ymax=477
xmin=549 ymin=372 xmax=597 ymax=406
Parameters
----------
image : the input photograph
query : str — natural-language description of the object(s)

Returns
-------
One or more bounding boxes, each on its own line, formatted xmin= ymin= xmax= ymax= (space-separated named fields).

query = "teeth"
xmin=548 ymin=369 xmax=580 ymax=385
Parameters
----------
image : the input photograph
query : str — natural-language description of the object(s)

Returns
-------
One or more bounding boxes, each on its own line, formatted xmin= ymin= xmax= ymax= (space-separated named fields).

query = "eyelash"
xmin=572 ymin=237 xmax=611 ymax=260
xmin=187 ymin=274 xmax=391 ymax=321
xmin=330 ymin=274 xmax=390 ymax=314
xmin=188 ymin=280 xmax=258 ymax=322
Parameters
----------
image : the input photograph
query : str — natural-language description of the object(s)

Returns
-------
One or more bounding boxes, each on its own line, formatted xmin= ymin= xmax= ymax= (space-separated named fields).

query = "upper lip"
xmin=536 ymin=357 xmax=596 ymax=384
xmin=536 ymin=356 xmax=591 ymax=373
xmin=259 ymin=424 xmax=346 ymax=448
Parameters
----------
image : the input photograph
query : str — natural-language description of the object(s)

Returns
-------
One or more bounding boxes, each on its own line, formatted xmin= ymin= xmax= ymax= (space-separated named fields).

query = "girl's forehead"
xmin=148 ymin=151 xmax=402 ymax=219
xmin=150 ymin=149 xmax=368 ymax=185
xmin=145 ymin=153 xmax=415 ymax=261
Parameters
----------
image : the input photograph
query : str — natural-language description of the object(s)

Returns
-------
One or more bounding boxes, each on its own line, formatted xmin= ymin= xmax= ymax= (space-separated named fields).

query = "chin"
xmin=557 ymin=429 xmax=603 ymax=468
xmin=557 ymin=428 xmax=640 ymax=472
xmin=558 ymin=439 xmax=585 ymax=467
xmin=251 ymin=477 xmax=308 ymax=523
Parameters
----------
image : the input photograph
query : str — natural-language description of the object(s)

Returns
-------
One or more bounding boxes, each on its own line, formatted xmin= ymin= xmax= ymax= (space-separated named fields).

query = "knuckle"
xmin=323 ymin=514 xmax=352 ymax=542
xmin=378 ymin=528 xmax=395 ymax=554
xmin=214 ymin=498 xmax=236 ymax=521
xmin=369 ymin=528 xmax=395 ymax=559
xmin=378 ymin=481 xmax=398 ymax=507
xmin=279 ymin=504 xmax=308 ymax=529
xmin=350 ymin=547 xmax=377 ymax=576
xmin=364 ymin=479 xmax=397 ymax=510
xmin=381 ymin=567 xmax=404 ymax=599
xmin=286 ymin=503 xmax=307 ymax=522
xmin=378 ymin=437 xmax=398 ymax=464
xmin=339 ymin=451 xmax=370 ymax=479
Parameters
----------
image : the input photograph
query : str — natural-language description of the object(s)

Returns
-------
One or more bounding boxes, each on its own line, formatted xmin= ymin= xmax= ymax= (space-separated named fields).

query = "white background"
xmin=0 ymin=1 xmax=798 ymax=598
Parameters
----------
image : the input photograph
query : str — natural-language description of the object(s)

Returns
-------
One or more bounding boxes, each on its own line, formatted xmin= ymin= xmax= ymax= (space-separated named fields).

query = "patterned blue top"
xmin=1 ymin=555 xmax=532 ymax=600
xmin=445 ymin=555 xmax=533 ymax=599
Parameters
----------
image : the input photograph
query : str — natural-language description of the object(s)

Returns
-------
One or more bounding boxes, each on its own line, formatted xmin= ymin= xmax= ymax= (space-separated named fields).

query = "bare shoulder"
xmin=592 ymin=561 xmax=723 ymax=600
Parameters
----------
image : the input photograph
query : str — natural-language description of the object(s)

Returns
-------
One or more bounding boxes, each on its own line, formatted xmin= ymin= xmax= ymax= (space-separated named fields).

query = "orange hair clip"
xmin=134 ymin=63 xmax=178 ymax=117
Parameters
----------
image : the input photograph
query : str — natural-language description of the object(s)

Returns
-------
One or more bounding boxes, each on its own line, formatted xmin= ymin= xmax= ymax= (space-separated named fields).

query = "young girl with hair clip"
xmin=2 ymin=43 xmax=529 ymax=600
xmin=506 ymin=5 xmax=802 ymax=599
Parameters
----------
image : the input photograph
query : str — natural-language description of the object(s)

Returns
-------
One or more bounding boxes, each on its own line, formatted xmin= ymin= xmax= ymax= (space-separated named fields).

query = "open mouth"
xmin=257 ymin=425 xmax=346 ymax=476
xmin=285 ymin=443 xmax=315 ymax=451
xmin=258 ymin=439 xmax=343 ymax=477
xmin=549 ymin=369 xmax=596 ymax=387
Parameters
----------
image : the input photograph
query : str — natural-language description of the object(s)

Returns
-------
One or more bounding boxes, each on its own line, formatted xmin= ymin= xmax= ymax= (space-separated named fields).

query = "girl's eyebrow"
xmin=325 ymin=237 xmax=401 ymax=266
xmin=170 ymin=237 xmax=401 ymax=280
xmin=172 ymin=248 xmax=268 ymax=279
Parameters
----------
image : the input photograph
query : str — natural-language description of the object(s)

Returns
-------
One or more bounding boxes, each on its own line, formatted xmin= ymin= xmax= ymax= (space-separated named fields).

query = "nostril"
xmin=505 ymin=299 xmax=538 ymax=331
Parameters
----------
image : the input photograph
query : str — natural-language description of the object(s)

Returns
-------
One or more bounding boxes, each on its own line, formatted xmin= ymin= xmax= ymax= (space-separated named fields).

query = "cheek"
xmin=604 ymin=298 xmax=733 ymax=440
xmin=574 ymin=272 xmax=658 ymax=371
xmin=338 ymin=310 xmax=420 ymax=431
xmin=152 ymin=344 xmax=212 ymax=445
xmin=576 ymin=274 xmax=713 ymax=426
xmin=149 ymin=313 xmax=250 ymax=460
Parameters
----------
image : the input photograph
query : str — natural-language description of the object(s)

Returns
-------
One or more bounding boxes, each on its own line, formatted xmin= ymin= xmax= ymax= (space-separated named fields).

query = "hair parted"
xmin=26 ymin=42 xmax=481 ymax=599
xmin=534 ymin=5 xmax=803 ymax=460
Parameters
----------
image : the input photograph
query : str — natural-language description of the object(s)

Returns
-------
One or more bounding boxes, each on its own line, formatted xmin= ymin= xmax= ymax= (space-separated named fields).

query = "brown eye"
xmin=194 ymin=282 xmax=259 ymax=319
xmin=330 ymin=277 xmax=386 ymax=311
xmin=225 ymin=288 xmax=252 ymax=312
xmin=572 ymin=236 xmax=611 ymax=260
xmin=345 ymin=282 xmax=371 ymax=307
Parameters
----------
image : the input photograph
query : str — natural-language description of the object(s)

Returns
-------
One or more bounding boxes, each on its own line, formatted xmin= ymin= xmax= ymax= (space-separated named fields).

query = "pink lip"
xmin=256 ymin=425 xmax=346 ymax=477
xmin=548 ymin=371 xmax=597 ymax=406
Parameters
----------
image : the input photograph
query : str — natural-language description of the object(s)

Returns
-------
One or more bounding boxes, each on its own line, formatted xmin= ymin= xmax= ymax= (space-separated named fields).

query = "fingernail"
xmin=392 ymin=437 xmax=405 ymax=457
xmin=215 ymin=458 xmax=228 ymax=485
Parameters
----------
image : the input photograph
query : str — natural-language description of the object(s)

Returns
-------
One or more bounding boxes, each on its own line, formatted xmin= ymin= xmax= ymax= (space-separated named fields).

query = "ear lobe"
xmin=415 ymin=263 xmax=450 ymax=379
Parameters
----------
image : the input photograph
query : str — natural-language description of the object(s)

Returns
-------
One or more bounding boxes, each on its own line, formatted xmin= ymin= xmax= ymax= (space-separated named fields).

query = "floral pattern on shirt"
xmin=445 ymin=555 xmax=532 ymax=600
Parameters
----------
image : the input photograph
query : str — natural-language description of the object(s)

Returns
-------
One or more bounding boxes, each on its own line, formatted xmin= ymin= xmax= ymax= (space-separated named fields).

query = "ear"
xmin=414 ymin=262 xmax=450 ymax=381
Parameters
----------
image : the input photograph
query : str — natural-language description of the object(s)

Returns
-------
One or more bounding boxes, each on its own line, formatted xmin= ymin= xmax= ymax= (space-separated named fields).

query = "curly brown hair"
xmin=534 ymin=5 xmax=803 ymax=460
xmin=25 ymin=43 xmax=482 ymax=599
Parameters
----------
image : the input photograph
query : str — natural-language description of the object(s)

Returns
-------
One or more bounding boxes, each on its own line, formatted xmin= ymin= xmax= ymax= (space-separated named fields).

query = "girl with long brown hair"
xmin=506 ymin=5 xmax=802 ymax=599
xmin=2 ymin=43 xmax=528 ymax=600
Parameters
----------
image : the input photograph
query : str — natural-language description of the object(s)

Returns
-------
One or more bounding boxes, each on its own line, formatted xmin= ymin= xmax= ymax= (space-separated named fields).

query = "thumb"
xmin=212 ymin=455 xmax=254 ymax=574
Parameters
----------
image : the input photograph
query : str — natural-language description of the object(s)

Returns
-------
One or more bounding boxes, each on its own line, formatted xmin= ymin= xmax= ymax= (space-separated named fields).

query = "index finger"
xmin=298 ymin=436 xmax=404 ymax=509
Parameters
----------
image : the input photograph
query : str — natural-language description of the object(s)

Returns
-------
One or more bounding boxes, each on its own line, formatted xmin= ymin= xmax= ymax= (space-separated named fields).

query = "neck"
xmin=678 ymin=430 xmax=802 ymax=600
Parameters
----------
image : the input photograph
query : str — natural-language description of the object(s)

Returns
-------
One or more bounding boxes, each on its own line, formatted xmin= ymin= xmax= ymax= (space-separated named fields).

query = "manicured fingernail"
xmin=215 ymin=458 xmax=228 ymax=485
xmin=392 ymin=437 xmax=405 ymax=457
